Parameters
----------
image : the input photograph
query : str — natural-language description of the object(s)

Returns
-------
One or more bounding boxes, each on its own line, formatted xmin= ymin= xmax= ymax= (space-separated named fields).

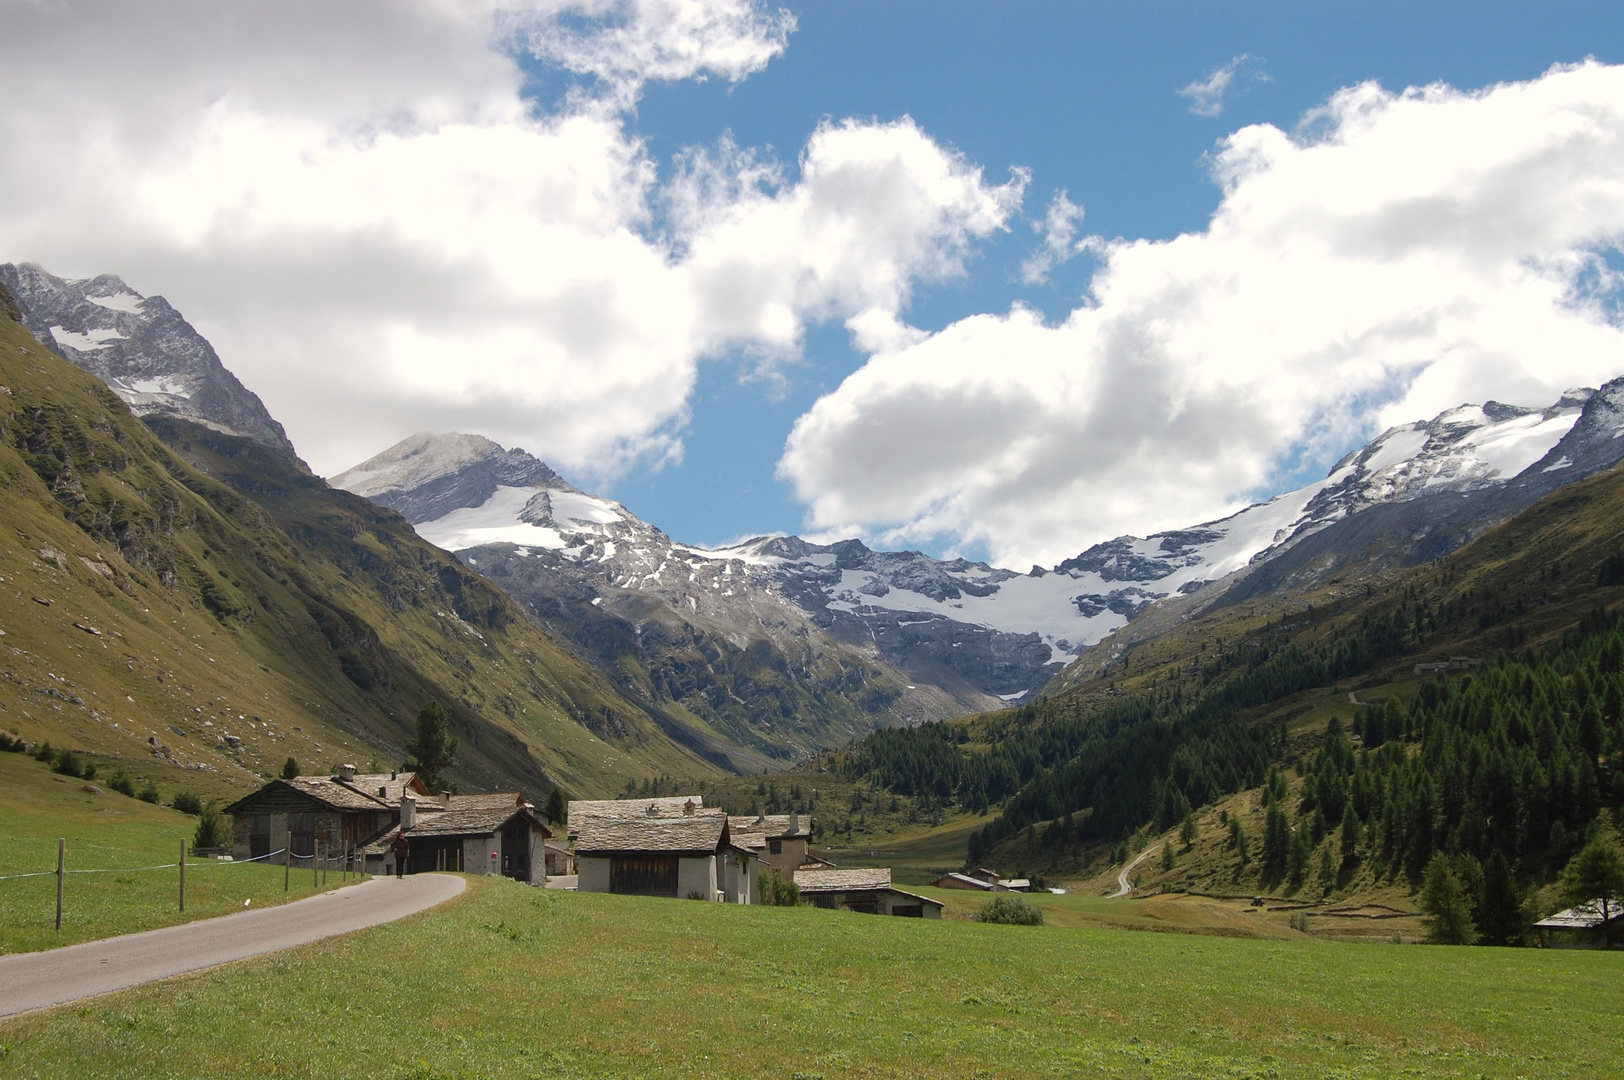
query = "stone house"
xmin=573 ymin=804 xmax=756 ymax=901
xmin=362 ymin=791 xmax=552 ymax=884
xmin=727 ymin=812 xmax=815 ymax=881
xmin=222 ymin=766 xmax=426 ymax=864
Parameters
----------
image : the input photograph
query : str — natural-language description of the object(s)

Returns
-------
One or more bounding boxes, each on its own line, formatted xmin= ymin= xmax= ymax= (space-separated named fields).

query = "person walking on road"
xmin=392 ymin=831 xmax=409 ymax=878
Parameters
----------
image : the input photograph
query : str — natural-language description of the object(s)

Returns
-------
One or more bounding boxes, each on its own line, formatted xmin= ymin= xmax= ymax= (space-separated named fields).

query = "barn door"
xmin=289 ymin=812 xmax=316 ymax=857
xmin=249 ymin=814 xmax=271 ymax=859
xmin=609 ymin=854 xmax=679 ymax=896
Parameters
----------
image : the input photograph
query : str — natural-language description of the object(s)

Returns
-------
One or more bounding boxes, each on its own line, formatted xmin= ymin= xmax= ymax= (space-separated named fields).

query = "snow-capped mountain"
xmin=0 ymin=263 xmax=298 ymax=459
xmin=334 ymin=378 xmax=1624 ymax=717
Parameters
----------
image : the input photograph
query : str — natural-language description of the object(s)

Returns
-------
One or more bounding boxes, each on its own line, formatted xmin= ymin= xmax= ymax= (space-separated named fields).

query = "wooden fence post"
xmin=180 ymin=838 xmax=187 ymax=913
xmin=55 ymin=838 xmax=64 ymax=931
xmin=284 ymin=844 xmax=290 ymax=891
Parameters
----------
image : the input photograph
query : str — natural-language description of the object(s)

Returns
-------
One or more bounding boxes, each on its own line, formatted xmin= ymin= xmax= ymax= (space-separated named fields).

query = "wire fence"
xmin=0 ymin=848 xmax=289 ymax=881
xmin=2 ymin=841 xmax=368 ymax=930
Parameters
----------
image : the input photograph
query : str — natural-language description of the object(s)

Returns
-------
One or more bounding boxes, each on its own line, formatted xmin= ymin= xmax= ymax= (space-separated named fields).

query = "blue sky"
xmin=550 ymin=1 xmax=1624 ymax=552
xmin=7 ymin=2 xmax=1624 ymax=569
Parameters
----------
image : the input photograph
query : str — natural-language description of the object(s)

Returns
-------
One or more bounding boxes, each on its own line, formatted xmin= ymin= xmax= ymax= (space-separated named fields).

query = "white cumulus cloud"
xmin=779 ymin=61 xmax=1624 ymax=569
xmin=0 ymin=0 xmax=1018 ymax=480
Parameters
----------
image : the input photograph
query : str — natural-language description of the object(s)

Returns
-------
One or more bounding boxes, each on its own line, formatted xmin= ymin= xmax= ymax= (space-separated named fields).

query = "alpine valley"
xmin=5 ymin=261 xmax=1624 ymax=829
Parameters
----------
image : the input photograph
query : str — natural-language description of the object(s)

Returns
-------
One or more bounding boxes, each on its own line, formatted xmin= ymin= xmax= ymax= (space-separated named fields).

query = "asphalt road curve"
xmin=0 ymin=873 xmax=466 ymax=1018
xmin=1111 ymin=846 xmax=1159 ymax=898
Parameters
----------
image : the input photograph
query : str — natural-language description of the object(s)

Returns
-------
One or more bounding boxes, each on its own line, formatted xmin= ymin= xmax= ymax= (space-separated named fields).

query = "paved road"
xmin=1111 ymin=846 xmax=1159 ymax=898
xmin=0 ymin=874 xmax=465 ymax=1019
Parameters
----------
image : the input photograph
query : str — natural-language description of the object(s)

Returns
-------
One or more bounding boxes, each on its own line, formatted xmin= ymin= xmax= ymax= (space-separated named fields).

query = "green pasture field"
xmin=2 ymin=874 xmax=1619 ymax=1079
xmin=0 ymin=752 xmax=339 ymax=954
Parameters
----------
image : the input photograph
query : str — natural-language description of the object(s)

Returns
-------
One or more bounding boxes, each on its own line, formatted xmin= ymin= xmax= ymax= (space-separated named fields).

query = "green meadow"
xmin=2 ymin=873 xmax=1619 ymax=1079
xmin=0 ymin=752 xmax=333 ymax=954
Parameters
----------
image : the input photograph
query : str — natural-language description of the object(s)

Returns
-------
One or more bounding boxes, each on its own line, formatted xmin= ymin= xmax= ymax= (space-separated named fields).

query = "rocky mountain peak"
xmin=330 ymin=431 xmax=577 ymax=524
xmin=0 ymin=262 xmax=300 ymax=461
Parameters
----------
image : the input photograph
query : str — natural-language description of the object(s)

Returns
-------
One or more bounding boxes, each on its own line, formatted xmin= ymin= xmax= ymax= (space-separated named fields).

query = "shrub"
xmin=172 ymin=791 xmax=203 ymax=815
xmin=32 ymin=741 xmax=54 ymax=763
xmin=194 ymin=804 xmax=229 ymax=849
xmin=0 ymin=730 xmax=25 ymax=753
xmin=51 ymin=750 xmax=83 ymax=778
xmin=137 ymin=781 xmax=161 ymax=804
xmin=757 ymin=871 xmax=801 ymax=907
xmin=281 ymin=757 xmax=300 ymax=780
xmin=973 ymin=895 xmax=1044 ymax=925
xmin=109 ymin=770 xmax=136 ymax=797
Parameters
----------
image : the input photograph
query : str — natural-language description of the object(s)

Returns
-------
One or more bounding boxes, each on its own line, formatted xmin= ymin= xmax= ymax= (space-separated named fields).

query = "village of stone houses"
xmin=221 ymin=762 xmax=1003 ymax=916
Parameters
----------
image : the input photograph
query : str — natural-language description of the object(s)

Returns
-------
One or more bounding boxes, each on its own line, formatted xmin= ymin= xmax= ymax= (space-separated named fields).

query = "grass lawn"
xmin=0 ymin=752 xmax=337 ymax=954
xmin=2 ymin=874 xmax=1619 ymax=1079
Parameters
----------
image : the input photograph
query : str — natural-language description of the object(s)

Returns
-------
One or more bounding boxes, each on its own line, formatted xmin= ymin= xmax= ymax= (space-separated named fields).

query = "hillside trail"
xmin=0 ymin=873 xmax=464 ymax=1019
xmin=1111 ymin=846 xmax=1159 ymax=898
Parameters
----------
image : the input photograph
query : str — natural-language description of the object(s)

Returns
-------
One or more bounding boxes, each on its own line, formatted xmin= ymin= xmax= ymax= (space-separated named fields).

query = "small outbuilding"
xmin=795 ymin=867 xmax=943 ymax=918
xmin=1533 ymin=898 xmax=1623 ymax=949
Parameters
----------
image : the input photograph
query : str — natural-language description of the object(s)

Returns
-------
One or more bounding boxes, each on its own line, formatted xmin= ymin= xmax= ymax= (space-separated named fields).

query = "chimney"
xmin=646 ymin=802 xmax=658 ymax=817
xmin=440 ymin=790 xmax=452 ymax=808
xmin=390 ymin=770 xmax=397 ymax=780
xmin=378 ymin=786 xmax=387 ymax=797
xmin=339 ymin=763 xmax=357 ymax=783
xmin=401 ymin=795 xmax=417 ymax=831
xmin=788 ymin=811 xmax=799 ymax=836
xmin=683 ymin=799 xmax=696 ymax=816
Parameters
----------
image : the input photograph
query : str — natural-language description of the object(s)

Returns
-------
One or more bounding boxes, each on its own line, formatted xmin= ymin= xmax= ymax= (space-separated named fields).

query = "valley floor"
xmin=1 ymin=874 xmax=1618 ymax=1079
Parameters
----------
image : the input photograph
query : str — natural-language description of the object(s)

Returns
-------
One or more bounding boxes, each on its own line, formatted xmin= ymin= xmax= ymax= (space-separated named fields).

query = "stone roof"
xmin=727 ymin=813 xmax=811 ymax=840
xmin=935 ymin=872 xmax=997 ymax=890
xmin=361 ymin=805 xmax=548 ymax=854
xmin=409 ymin=805 xmax=546 ymax=838
xmin=347 ymin=772 xmax=426 ymax=806
xmin=1533 ymin=898 xmax=1624 ymax=930
xmin=573 ymin=814 xmax=727 ymax=854
xmin=224 ymin=776 xmax=392 ymax=815
xmin=437 ymin=792 xmax=524 ymax=812
xmin=567 ymin=796 xmax=720 ymax=836
xmin=794 ymin=867 xmax=891 ymax=892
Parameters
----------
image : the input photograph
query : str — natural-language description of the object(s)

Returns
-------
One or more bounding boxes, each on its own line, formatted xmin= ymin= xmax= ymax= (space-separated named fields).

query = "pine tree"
xmin=1263 ymin=803 xmax=1290 ymax=872
xmin=1421 ymin=852 xmax=1479 ymax=945
xmin=1179 ymin=813 xmax=1197 ymax=849
xmin=1339 ymin=801 xmax=1360 ymax=865
xmin=405 ymin=700 xmax=458 ymax=792
xmin=543 ymin=786 xmax=567 ymax=826
xmin=281 ymin=756 xmax=299 ymax=780
xmin=1477 ymin=849 xmax=1526 ymax=946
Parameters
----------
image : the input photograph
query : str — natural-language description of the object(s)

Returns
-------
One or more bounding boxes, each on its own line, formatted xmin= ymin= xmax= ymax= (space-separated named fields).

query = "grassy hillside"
xmin=0 ymin=312 xmax=718 ymax=805
xmin=2 ymin=875 xmax=1619 ymax=1078
xmin=0 ymin=750 xmax=332 ymax=955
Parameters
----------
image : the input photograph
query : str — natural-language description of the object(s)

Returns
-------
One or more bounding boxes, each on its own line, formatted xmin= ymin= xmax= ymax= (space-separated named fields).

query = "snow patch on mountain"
xmin=0 ymin=262 xmax=298 ymax=458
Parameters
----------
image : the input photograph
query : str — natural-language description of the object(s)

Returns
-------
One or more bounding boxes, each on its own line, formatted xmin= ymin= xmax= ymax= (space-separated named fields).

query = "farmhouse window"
xmin=769 ymin=840 xmax=782 ymax=855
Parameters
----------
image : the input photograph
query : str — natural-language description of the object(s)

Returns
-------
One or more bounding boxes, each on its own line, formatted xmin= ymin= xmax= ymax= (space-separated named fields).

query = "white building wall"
xmin=578 ymin=855 xmax=611 ymax=892
xmin=677 ymin=855 xmax=717 ymax=900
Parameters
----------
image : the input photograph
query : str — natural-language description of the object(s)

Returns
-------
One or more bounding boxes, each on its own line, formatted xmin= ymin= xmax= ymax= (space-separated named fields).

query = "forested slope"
xmin=837 ymin=460 xmax=1624 ymax=897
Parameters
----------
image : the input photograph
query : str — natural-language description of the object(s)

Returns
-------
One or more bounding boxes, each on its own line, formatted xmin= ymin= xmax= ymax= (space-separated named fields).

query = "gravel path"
xmin=0 ymin=873 xmax=465 ymax=1018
